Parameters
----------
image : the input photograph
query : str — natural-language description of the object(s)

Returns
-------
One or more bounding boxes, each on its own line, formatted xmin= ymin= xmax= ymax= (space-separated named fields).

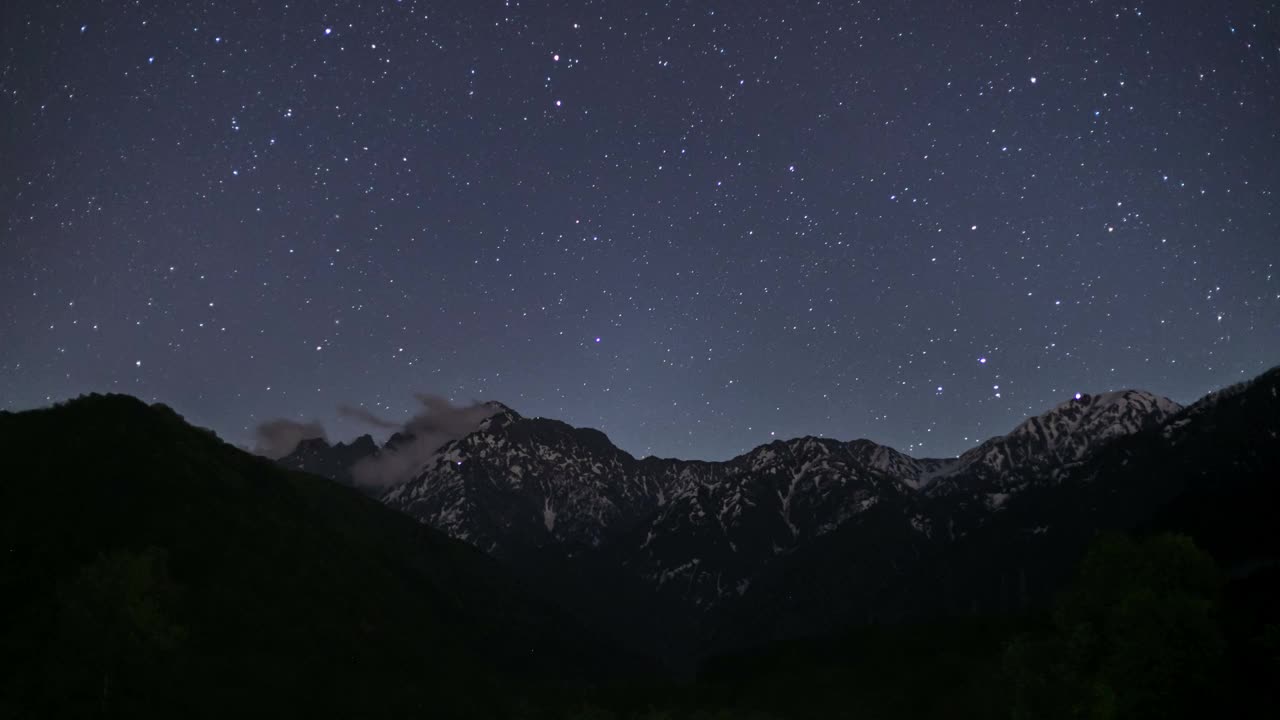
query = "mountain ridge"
xmin=371 ymin=384 xmax=1187 ymax=620
xmin=289 ymin=384 xmax=1182 ymax=491
xmin=2 ymin=366 xmax=1274 ymax=681
xmin=269 ymin=368 xmax=1278 ymax=658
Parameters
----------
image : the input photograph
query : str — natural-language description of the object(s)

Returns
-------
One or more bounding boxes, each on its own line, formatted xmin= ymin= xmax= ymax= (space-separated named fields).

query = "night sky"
xmin=2 ymin=1 xmax=1277 ymax=461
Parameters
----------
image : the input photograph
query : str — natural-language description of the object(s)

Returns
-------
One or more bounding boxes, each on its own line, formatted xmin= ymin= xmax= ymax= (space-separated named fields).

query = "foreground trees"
xmin=1005 ymin=533 xmax=1224 ymax=720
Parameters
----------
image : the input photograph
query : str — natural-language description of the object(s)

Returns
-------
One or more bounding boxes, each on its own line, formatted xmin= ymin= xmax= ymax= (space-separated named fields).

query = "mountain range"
xmin=281 ymin=366 xmax=1280 ymax=660
xmin=3 ymin=365 xmax=1276 ymax=715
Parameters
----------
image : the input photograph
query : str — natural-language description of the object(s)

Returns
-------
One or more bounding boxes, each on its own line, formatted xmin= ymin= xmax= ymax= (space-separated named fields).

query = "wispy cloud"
xmin=252 ymin=418 xmax=326 ymax=459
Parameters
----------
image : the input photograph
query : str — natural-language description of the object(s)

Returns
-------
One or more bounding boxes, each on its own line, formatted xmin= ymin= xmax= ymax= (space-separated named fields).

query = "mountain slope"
xmin=0 ymin=395 xmax=628 ymax=718
xmin=384 ymin=409 xmax=657 ymax=555
xmin=269 ymin=368 xmax=1276 ymax=660
xmin=380 ymin=385 xmax=1187 ymax=617
xmin=716 ymin=368 xmax=1280 ymax=648
xmin=924 ymin=389 xmax=1183 ymax=497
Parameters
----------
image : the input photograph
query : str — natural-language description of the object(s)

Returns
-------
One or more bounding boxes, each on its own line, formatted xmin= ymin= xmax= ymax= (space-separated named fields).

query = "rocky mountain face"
xmin=277 ymin=434 xmax=380 ymax=492
xmin=383 ymin=412 xmax=656 ymax=555
xmin=923 ymin=389 xmax=1183 ymax=499
xmin=717 ymin=369 xmax=1280 ymax=648
xmin=376 ymin=387 xmax=1185 ymax=609
xmin=279 ymin=367 xmax=1280 ymax=656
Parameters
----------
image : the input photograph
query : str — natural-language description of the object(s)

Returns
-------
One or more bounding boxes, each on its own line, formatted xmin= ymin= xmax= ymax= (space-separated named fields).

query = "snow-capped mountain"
xmin=626 ymin=436 xmax=924 ymax=608
xmin=379 ymin=422 xmax=941 ymax=609
xmin=373 ymin=385 xmax=1184 ymax=612
xmin=382 ymin=410 xmax=659 ymax=554
xmin=273 ymin=367 xmax=1280 ymax=654
xmin=924 ymin=389 xmax=1182 ymax=499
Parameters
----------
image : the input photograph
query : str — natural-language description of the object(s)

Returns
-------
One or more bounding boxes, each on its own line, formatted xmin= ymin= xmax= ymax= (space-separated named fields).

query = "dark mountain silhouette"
xmin=276 ymin=433 xmax=380 ymax=492
xmin=0 ymin=395 xmax=635 ymax=718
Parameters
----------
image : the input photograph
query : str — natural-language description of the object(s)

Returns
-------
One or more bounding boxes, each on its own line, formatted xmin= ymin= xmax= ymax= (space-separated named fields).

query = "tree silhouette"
xmin=1005 ymin=533 xmax=1223 ymax=720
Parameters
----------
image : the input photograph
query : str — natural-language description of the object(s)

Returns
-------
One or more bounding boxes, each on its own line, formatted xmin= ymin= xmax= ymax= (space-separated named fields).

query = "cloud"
xmin=345 ymin=395 xmax=502 ymax=489
xmin=253 ymin=418 xmax=327 ymax=459
xmin=403 ymin=393 xmax=498 ymax=437
xmin=254 ymin=395 xmax=502 ymax=488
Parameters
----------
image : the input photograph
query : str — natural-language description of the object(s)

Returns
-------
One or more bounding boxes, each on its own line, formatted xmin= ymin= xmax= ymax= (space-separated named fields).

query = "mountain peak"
xmin=1008 ymin=388 xmax=1182 ymax=447
xmin=923 ymin=387 xmax=1183 ymax=496
xmin=293 ymin=436 xmax=333 ymax=453
xmin=476 ymin=401 xmax=522 ymax=432
xmin=479 ymin=400 xmax=518 ymax=415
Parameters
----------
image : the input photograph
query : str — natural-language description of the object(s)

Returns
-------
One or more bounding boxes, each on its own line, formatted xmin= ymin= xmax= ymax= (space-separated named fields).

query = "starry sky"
xmin=2 ymin=0 xmax=1278 ymax=461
